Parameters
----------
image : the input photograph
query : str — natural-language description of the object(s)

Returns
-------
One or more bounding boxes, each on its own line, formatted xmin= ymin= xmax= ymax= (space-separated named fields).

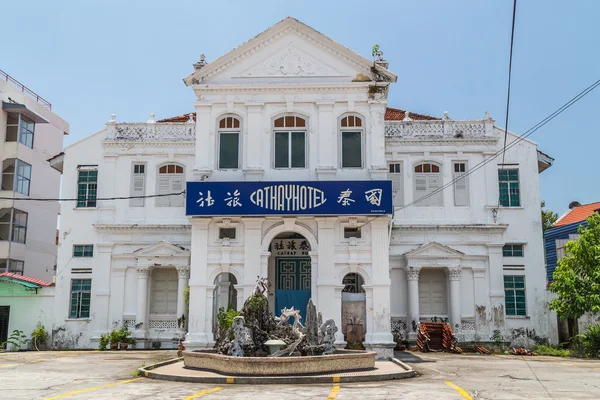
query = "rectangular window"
xmin=503 ymin=244 xmax=524 ymax=257
xmin=218 ymin=132 xmax=240 ymax=169
xmin=70 ymin=279 xmax=91 ymax=319
xmin=389 ymin=163 xmax=403 ymax=207
xmin=498 ymin=169 xmax=520 ymax=207
xmin=130 ymin=163 xmax=146 ymax=207
xmin=453 ymin=162 xmax=468 ymax=206
xmin=77 ymin=168 xmax=98 ymax=208
xmin=0 ymin=259 xmax=24 ymax=275
xmin=343 ymin=227 xmax=361 ymax=239
xmin=0 ymin=209 xmax=27 ymax=244
xmin=341 ymin=131 xmax=362 ymax=168
xmin=504 ymin=276 xmax=526 ymax=316
xmin=2 ymin=159 xmax=31 ymax=195
xmin=274 ymin=131 xmax=305 ymax=168
xmin=218 ymin=227 xmax=236 ymax=240
xmin=5 ymin=113 xmax=35 ymax=148
xmin=73 ymin=245 xmax=94 ymax=258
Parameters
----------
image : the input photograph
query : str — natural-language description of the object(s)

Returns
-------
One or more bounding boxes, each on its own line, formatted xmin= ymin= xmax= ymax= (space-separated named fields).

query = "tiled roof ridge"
xmin=553 ymin=201 xmax=600 ymax=228
xmin=0 ymin=272 xmax=54 ymax=287
xmin=157 ymin=107 xmax=440 ymax=123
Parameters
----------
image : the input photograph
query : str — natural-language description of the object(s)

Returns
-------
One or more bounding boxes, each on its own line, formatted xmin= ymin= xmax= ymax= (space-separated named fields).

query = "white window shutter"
xmin=130 ymin=174 xmax=145 ymax=207
xmin=170 ymin=175 xmax=184 ymax=207
xmin=427 ymin=174 xmax=442 ymax=206
xmin=156 ymin=175 xmax=171 ymax=207
xmin=391 ymin=173 xmax=403 ymax=207
xmin=454 ymin=172 xmax=468 ymax=206
xmin=414 ymin=175 xmax=427 ymax=205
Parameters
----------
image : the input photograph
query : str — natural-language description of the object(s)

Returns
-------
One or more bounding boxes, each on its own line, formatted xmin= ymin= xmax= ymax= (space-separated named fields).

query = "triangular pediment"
xmin=133 ymin=241 xmax=190 ymax=257
xmin=183 ymin=17 xmax=396 ymax=85
xmin=404 ymin=242 xmax=463 ymax=259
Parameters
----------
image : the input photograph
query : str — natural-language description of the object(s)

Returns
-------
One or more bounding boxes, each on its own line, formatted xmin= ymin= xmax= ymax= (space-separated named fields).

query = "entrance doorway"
xmin=341 ymin=273 xmax=366 ymax=343
xmin=0 ymin=306 xmax=9 ymax=349
xmin=269 ymin=233 xmax=311 ymax=321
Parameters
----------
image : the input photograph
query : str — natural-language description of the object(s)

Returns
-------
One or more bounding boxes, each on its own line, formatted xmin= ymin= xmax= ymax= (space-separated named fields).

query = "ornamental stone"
xmin=404 ymin=266 xmax=421 ymax=281
xmin=447 ymin=266 xmax=462 ymax=281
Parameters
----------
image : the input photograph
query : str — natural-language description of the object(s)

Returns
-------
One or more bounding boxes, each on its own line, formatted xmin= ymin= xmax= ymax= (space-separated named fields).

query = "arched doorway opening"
xmin=342 ymin=273 xmax=366 ymax=344
xmin=212 ymin=273 xmax=238 ymax=330
xmin=268 ymin=232 xmax=312 ymax=322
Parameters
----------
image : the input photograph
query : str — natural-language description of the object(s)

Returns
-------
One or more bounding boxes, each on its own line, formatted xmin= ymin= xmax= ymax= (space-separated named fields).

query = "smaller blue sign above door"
xmin=186 ymin=180 xmax=392 ymax=216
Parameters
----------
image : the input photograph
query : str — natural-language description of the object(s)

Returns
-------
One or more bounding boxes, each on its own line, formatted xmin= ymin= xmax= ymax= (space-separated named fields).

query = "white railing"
xmin=106 ymin=121 xmax=195 ymax=141
xmin=385 ymin=118 xmax=493 ymax=139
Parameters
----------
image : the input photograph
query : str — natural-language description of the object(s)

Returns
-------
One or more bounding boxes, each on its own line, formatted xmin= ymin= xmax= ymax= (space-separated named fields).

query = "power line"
xmin=396 ymin=78 xmax=600 ymax=211
xmin=500 ymin=0 xmax=518 ymax=168
xmin=0 ymin=190 xmax=186 ymax=202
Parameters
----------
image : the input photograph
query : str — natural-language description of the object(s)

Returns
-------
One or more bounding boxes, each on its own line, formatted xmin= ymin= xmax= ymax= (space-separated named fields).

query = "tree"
xmin=549 ymin=213 xmax=600 ymax=319
xmin=542 ymin=200 xmax=559 ymax=231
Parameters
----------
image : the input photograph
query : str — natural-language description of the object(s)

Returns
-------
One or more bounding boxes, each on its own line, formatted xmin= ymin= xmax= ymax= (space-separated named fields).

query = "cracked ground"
xmin=1 ymin=350 xmax=600 ymax=399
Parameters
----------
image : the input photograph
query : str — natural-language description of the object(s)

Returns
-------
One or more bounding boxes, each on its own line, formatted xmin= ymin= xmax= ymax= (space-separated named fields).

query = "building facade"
xmin=52 ymin=18 xmax=553 ymax=356
xmin=0 ymin=70 xmax=68 ymax=281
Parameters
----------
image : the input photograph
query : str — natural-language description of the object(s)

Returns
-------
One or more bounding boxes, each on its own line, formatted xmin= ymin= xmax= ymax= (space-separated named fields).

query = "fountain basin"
xmin=183 ymin=349 xmax=376 ymax=376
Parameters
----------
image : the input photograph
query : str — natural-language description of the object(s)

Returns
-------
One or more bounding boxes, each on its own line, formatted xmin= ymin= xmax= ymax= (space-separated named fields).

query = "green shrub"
xmin=1 ymin=330 xmax=28 ymax=351
xmin=31 ymin=325 xmax=48 ymax=350
xmin=579 ymin=322 xmax=600 ymax=358
xmin=217 ymin=307 xmax=240 ymax=341
xmin=98 ymin=333 xmax=110 ymax=350
xmin=533 ymin=344 xmax=570 ymax=357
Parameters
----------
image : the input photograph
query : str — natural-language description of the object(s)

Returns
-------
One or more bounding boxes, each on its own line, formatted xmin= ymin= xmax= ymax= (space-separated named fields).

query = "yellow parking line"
xmin=445 ymin=381 xmax=473 ymax=400
xmin=182 ymin=387 xmax=223 ymax=399
xmin=0 ymin=364 xmax=16 ymax=368
xmin=327 ymin=384 xmax=340 ymax=399
xmin=44 ymin=377 xmax=143 ymax=399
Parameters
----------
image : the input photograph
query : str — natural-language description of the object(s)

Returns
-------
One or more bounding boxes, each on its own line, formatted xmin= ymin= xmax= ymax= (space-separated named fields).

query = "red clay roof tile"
xmin=554 ymin=202 xmax=600 ymax=228
xmin=0 ymin=272 xmax=54 ymax=287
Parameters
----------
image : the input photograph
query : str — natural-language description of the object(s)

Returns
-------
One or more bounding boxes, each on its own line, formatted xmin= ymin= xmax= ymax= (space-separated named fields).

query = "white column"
xmin=234 ymin=284 xmax=244 ymax=311
xmin=487 ymin=243 xmax=506 ymax=335
xmin=365 ymin=217 xmax=395 ymax=359
xmin=193 ymin=103 xmax=212 ymax=173
xmin=98 ymin=155 xmax=116 ymax=223
xmin=134 ymin=267 xmax=152 ymax=338
xmin=368 ymin=101 xmax=388 ymax=179
xmin=184 ymin=218 xmax=212 ymax=350
xmin=447 ymin=266 xmax=462 ymax=332
xmin=92 ymin=244 xmax=113 ymax=339
xmin=309 ymin=251 xmax=318 ymax=307
xmin=243 ymin=218 xmax=265 ymax=299
xmin=175 ymin=266 xmax=190 ymax=333
xmin=316 ymin=101 xmax=336 ymax=178
xmin=244 ymin=103 xmax=265 ymax=179
xmin=405 ymin=265 xmax=421 ymax=340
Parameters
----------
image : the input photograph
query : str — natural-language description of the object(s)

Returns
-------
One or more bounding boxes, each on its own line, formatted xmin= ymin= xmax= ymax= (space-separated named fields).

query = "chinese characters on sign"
xmin=186 ymin=181 xmax=393 ymax=216
xmin=271 ymin=239 xmax=310 ymax=256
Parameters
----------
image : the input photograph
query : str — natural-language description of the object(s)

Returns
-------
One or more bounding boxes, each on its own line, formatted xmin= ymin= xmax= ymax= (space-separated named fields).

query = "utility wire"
xmin=0 ymin=190 xmax=186 ymax=202
xmin=500 ymin=0 xmax=518 ymax=168
xmin=396 ymin=78 xmax=600 ymax=211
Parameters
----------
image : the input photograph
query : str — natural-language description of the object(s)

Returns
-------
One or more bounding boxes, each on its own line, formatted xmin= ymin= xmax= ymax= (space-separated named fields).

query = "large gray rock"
xmin=509 ymin=336 xmax=536 ymax=350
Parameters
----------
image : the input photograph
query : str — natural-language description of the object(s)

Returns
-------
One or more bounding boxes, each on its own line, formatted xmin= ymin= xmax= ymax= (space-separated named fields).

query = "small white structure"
xmin=0 ymin=71 xmax=69 ymax=281
xmin=52 ymin=17 xmax=553 ymax=355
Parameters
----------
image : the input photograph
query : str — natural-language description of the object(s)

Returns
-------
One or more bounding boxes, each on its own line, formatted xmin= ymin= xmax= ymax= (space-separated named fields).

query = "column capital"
xmin=136 ymin=266 xmax=153 ymax=278
xmin=404 ymin=266 xmax=421 ymax=281
xmin=447 ymin=266 xmax=462 ymax=281
xmin=176 ymin=266 xmax=190 ymax=279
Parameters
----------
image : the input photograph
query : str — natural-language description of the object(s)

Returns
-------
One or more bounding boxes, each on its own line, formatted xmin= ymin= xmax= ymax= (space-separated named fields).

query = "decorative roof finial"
xmin=147 ymin=113 xmax=155 ymax=123
xmin=403 ymin=111 xmax=412 ymax=121
xmin=484 ymin=111 xmax=492 ymax=120
xmin=108 ymin=113 xmax=116 ymax=123
xmin=187 ymin=113 xmax=195 ymax=123
xmin=193 ymin=54 xmax=208 ymax=70
xmin=444 ymin=111 xmax=450 ymax=120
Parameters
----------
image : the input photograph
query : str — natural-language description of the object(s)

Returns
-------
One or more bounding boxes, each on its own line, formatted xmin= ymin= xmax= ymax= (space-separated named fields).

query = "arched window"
xmin=339 ymin=115 xmax=363 ymax=168
xmin=414 ymin=162 xmax=442 ymax=206
xmin=273 ymin=115 xmax=306 ymax=169
xmin=218 ymin=116 xmax=241 ymax=169
xmin=156 ymin=164 xmax=184 ymax=207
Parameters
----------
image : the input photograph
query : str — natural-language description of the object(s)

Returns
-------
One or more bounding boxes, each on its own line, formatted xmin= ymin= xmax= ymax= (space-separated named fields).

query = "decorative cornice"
xmin=194 ymin=82 xmax=372 ymax=94
xmin=385 ymin=138 xmax=497 ymax=146
xmin=94 ymin=224 xmax=191 ymax=233
xmin=103 ymin=140 xmax=196 ymax=148
xmin=392 ymin=224 xmax=508 ymax=233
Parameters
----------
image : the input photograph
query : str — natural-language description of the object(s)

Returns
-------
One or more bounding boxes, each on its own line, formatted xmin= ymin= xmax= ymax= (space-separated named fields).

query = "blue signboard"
xmin=185 ymin=180 xmax=392 ymax=216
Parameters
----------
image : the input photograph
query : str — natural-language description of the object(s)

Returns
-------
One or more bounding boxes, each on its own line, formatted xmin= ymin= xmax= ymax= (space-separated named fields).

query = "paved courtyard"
xmin=0 ymin=350 xmax=599 ymax=399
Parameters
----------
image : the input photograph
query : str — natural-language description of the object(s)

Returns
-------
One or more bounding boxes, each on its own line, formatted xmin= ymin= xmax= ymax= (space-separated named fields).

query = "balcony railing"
xmin=106 ymin=122 xmax=195 ymax=141
xmin=385 ymin=117 xmax=494 ymax=139
xmin=0 ymin=69 xmax=52 ymax=110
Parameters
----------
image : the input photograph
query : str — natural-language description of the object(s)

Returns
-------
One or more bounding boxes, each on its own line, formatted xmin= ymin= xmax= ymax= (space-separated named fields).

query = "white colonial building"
xmin=52 ymin=17 xmax=553 ymax=356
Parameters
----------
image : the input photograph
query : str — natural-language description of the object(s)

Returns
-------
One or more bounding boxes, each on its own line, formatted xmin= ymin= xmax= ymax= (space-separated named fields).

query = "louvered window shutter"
xmin=427 ymin=174 xmax=442 ymax=206
xmin=156 ymin=175 xmax=171 ymax=207
xmin=454 ymin=172 xmax=468 ymax=206
xmin=130 ymin=174 xmax=145 ymax=207
xmin=414 ymin=175 xmax=427 ymax=205
xmin=170 ymin=175 xmax=184 ymax=207
xmin=391 ymin=173 xmax=403 ymax=207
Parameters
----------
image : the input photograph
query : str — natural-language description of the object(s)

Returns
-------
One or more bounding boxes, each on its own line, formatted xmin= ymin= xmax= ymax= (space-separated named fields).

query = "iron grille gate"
xmin=0 ymin=306 xmax=9 ymax=348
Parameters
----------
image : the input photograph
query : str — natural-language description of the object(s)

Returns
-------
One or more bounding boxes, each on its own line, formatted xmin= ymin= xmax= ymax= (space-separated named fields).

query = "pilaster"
xmin=193 ymin=104 xmax=213 ymax=177
xmin=487 ymin=243 xmax=506 ymax=335
xmin=447 ymin=265 xmax=462 ymax=331
xmin=92 ymin=243 xmax=113 ymax=338
xmin=316 ymin=101 xmax=336 ymax=175
xmin=243 ymin=217 xmax=265 ymax=299
xmin=243 ymin=103 xmax=265 ymax=180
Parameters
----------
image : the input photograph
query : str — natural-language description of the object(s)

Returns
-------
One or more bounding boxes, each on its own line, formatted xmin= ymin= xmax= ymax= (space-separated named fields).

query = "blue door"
xmin=275 ymin=257 xmax=311 ymax=323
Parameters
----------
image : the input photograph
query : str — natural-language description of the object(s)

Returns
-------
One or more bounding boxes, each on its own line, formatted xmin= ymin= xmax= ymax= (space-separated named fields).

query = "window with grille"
xmin=452 ymin=161 xmax=468 ymax=206
xmin=156 ymin=164 xmax=184 ymax=207
xmin=6 ymin=113 xmax=35 ymax=148
xmin=273 ymin=116 xmax=306 ymax=169
xmin=0 ymin=208 xmax=27 ymax=244
xmin=0 ymin=259 xmax=24 ymax=275
xmin=504 ymin=276 xmax=526 ymax=316
xmin=130 ymin=163 xmax=146 ymax=207
xmin=503 ymin=244 xmax=524 ymax=257
xmin=498 ymin=169 xmax=520 ymax=207
xmin=218 ymin=116 xmax=241 ymax=169
xmin=414 ymin=163 xmax=442 ymax=206
xmin=389 ymin=163 xmax=403 ymax=207
xmin=70 ymin=279 xmax=91 ymax=319
xmin=77 ymin=167 xmax=98 ymax=208
xmin=73 ymin=245 xmax=94 ymax=257
xmin=219 ymin=227 xmax=236 ymax=239
xmin=343 ymin=227 xmax=361 ymax=239
xmin=340 ymin=115 xmax=363 ymax=168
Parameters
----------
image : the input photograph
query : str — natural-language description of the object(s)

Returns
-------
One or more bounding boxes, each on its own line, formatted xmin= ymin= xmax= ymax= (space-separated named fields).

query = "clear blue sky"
xmin=2 ymin=0 xmax=597 ymax=213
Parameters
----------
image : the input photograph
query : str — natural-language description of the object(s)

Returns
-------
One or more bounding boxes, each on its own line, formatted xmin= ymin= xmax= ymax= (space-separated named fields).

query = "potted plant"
xmin=98 ymin=333 xmax=110 ymax=351
xmin=118 ymin=325 xmax=135 ymax=350
xmin=108 ymin=329 xmax=120 ymax=350
xmin=31 ymin=325 xmax=49 ymax=351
